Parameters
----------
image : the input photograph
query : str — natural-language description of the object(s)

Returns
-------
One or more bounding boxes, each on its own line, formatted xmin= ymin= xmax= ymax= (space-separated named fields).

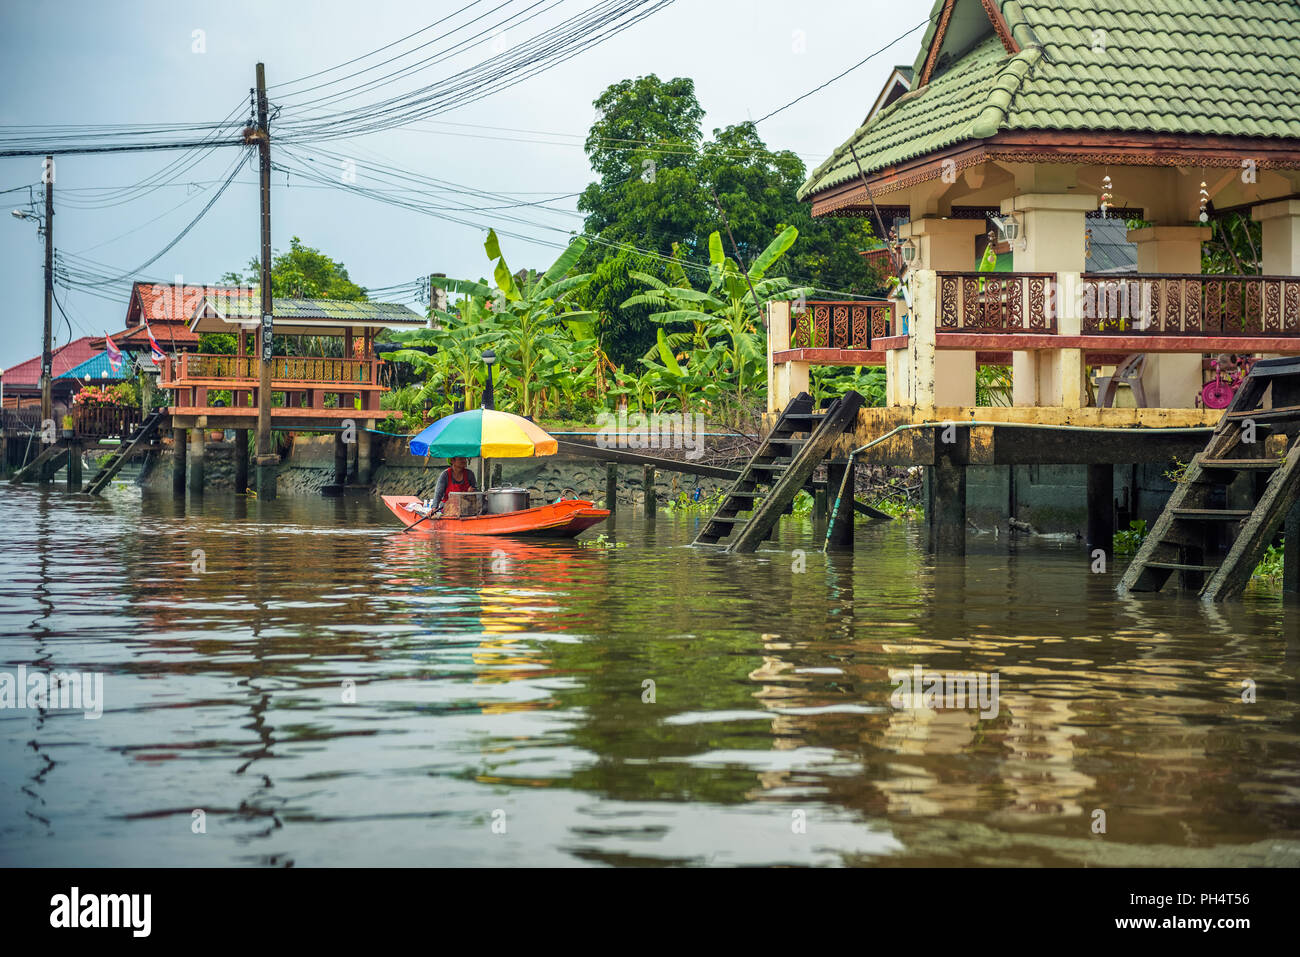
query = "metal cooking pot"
xmin=485 ymin=487 xmax=530 ymax=514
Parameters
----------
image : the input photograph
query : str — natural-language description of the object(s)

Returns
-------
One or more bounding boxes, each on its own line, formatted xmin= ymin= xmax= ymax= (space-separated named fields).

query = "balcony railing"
xmin=937 ymin=272 xmax=1058 ymax=333
xmin=790 ymin=301 xmax=893 ymax=350
xmin=1080 ymin=274 xmax=1300 ymax=336
xmin=160 ymin=353 xmax=379 ymax=385
xmin=72 ymin=405 xmax=142 ymax=439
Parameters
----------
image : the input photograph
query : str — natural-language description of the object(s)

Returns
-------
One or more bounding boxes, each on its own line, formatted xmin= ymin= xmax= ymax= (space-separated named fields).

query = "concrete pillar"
xmin=172 ymin=427 xmax=187 ymax=498
xmin=333 ymin=431 xmax=347 ymax=486
xmin=1128 ymin=225 xmax=1212 ymax=408
xmin=826 ymin=460 xmax=854 ymax=551
xmin=927 ymin=429 xmax=967 ymax=554
xmin=896 ymin=218 xmax=985 ymax=411
xmin=357 ymin=426 xmax=373 ymax=485
xmin=767 ymin=300 xmax=789 ymax=414
xmin=1252 ymin=199 xmax=1300 ymax=275
xmin=234 ymin=429 xmax=249 ymax=493
xmin=189 ymin=428 xmax=205 ymax=495
xmin=1001 ymin=193 xmax=1096 ymax=408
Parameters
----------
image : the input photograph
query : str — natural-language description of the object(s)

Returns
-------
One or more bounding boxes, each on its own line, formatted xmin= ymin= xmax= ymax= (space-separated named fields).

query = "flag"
xmin=104 ymin=332 xmax=123 ymax=373
xmin=146 ymin=323 xmax=165 ymax=365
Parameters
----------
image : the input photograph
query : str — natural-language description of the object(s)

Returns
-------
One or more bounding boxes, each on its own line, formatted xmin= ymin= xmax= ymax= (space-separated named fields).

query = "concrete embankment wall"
xmin=148 ymin=432 xmax=731 ymax=505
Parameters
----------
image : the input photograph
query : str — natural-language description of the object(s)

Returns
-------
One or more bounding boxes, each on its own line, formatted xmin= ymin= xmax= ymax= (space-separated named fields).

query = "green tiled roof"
xmin=800 ymin=0 xmax=1300 ymax=200
xmin=201 ymin=290 xmax=423 ymax=325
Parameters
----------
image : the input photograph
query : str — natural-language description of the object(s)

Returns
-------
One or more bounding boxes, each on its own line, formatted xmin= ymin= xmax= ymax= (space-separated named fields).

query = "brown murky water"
xmin=1 ymin=483 xmax=1298 ymax=866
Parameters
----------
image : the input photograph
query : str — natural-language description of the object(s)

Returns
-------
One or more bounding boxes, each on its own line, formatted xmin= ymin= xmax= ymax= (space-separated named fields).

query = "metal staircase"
xmin=693 ymin=391 xmax=865 ymax=553
xmin=1118 ymin=357 xmax=1300 ymax=600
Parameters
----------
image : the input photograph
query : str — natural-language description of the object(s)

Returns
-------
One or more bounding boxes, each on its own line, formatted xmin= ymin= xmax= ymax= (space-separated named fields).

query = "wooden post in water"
xmin=814 ymin=484 xmax=828 ymax=524
xmin=356 ymin=427 xmax=372 ymax=485
xmin=234 ymin=429 xmax=249 ymax=493
xmin=605 ymin=463 xmax=617 ymax=513
xmin=1285 ymin=500 xmax=1300 ymax=595
xmin=172 ymin=427 xmax=186 ymax=498
xmin=65 ymin=438 xmax=82 ymax=493
xmin=927 ymin=429 xmax=967 ymax=555
xmin=1086 ymin=464 xmax=1114 ymax=560
xmin=644 ymin=464 xmax=655 ymax=521
xmin=333 ymin=432 xmax=347 ymax=486
xmin=826 ymin=461 xmax=854 ymax=550
xmin=189 ymin=428 xmax=205 ymax=495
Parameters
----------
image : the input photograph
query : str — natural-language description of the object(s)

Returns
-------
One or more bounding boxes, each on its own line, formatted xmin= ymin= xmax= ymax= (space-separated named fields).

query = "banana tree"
xmin=434 ymin=229 xmax=595 ymax=418
xmin=381 ymin=297 xmax=499 ymax=411
xmin=623 ymin=227 xmax=812 ymax=405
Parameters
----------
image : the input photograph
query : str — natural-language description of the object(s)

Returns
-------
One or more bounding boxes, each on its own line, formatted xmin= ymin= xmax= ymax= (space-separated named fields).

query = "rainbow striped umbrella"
xmin=409 ymin=408 xmax=558 ymax=458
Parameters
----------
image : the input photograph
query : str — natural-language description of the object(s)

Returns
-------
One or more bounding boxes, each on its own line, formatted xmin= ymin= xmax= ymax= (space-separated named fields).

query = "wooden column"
xmin=605 ymin=463 xmax=617 ymax=513
xmin=65 ymin=438 xmax=82 ymax=493
xmin=189 ymin=427 xmax=205 ymax=495
xmin=234 ymin=429 xmax=249 ymax=493
xmin=334 ymin=431 xmax=348 ymax=486
xmin=1086 ymin=464 xmax=1115 ymax=559
xmin=643 ymin=464 xmax=656 ymax=522
xmin=172 ymin=427 xmax=187 ymax=498
xmin=826 ymin=461 xmax=854 ymax=551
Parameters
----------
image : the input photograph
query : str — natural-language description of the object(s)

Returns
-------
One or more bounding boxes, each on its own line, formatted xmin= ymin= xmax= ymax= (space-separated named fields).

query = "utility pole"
xmin=253 ymin=63 xmax=277 ymax=498
xmin=41 ymin=155 xmax=54 ymax=453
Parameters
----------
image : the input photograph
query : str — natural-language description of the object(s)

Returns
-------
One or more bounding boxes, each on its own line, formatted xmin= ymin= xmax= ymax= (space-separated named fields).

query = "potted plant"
xmin=61 ymin=413 xmax=74 ymax=439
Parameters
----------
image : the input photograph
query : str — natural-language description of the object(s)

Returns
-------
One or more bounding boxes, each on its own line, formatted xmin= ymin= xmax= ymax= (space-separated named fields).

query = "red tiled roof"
xmin=127 ymin=281 xmax=243 ymax=324
xmin=3 ymin=336 xmax=101 ymax=389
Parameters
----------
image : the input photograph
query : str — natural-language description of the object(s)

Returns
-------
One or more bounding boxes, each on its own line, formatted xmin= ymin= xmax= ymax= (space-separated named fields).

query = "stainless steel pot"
xmin=485 ymin=487 xmax=530 ymax=514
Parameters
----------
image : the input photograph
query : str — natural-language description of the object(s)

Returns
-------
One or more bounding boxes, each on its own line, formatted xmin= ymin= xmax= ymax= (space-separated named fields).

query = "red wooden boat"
xmin=381 ymin=494 xmax=609 ymax=538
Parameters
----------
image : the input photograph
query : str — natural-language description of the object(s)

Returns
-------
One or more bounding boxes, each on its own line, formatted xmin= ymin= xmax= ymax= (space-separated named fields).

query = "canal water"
xmin=1 ymin=484 xmax=1298 ymax=867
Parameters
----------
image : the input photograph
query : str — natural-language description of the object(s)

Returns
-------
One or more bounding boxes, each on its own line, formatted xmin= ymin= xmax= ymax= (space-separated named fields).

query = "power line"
xmin=752 ymin=18 xmax=928 ymax=125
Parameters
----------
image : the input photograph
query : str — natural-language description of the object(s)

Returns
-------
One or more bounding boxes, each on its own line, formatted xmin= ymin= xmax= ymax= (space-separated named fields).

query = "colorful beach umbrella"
xmin=409 ymin=408 xmax=558 ymax=458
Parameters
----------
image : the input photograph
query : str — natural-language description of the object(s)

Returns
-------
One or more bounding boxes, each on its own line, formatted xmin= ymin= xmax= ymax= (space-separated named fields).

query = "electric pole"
xmin=41 ymin=155 xmax=54 ymax=443
xmin=253 ymin=63 xmax=277 ymax=499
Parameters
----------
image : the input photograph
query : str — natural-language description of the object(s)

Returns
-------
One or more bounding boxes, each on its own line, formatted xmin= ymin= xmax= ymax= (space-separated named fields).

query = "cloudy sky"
xmin=0 ymin=0 xmax=927 ymax=370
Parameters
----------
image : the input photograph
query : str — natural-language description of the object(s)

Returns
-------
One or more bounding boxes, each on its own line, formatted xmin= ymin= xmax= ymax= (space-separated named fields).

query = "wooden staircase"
xmin=85 ymin=410 xmax=168 ymax=495
xmin=1118 ymin=357 xmax=1300 ymax=601
xmin=693 ymin=391 xmax=865 ymax=553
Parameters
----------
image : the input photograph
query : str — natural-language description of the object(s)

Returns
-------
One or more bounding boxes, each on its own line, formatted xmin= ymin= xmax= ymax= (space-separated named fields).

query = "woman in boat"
xmin=405 ymin=456 xmax=478 ymax=517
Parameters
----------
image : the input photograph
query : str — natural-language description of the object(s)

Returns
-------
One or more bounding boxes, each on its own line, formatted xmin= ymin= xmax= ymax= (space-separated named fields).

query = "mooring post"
xmin=333 ymin=431 xmax=347 ymax=486
xmin=826 ymin=460 xmax=855 ymax=550
xmin=234 ymin=429 xmax=249 ymax=493
xmin=65 ymin=438 xmax=82 ymax=493
xmin=927 ymin=431 xmax=967 ymax=555
xmin=814 ymin=483 xmax=828 ymax=524
xmin=644 ymin=464 xmax=656 ymax=519
xmin=189 ymin=427 xmax=205 ymax=495
xmin=172 ymin=427 xmax=187 ymax=498
xmin=605 ymin=463 xmax=617 ymax=513
xmin=1086 ymin=464 xmax=1114 ymax=560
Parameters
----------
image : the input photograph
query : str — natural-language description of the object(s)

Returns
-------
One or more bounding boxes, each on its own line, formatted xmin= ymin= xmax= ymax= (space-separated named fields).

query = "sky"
xmin=0 ymin=0 xmax=928 ymax=372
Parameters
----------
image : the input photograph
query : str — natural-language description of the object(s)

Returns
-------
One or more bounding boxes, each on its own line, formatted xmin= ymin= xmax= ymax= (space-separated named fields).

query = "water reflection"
xmin=0 ymin=484 xmax=1298 ymax=866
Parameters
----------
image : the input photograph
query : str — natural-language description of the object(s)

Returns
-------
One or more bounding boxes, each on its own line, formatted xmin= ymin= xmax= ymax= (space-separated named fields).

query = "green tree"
xmin=223 ymin=236 xmax=367 ymax=300
xmin=577 ymin=76 xmax=884 ymax=307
